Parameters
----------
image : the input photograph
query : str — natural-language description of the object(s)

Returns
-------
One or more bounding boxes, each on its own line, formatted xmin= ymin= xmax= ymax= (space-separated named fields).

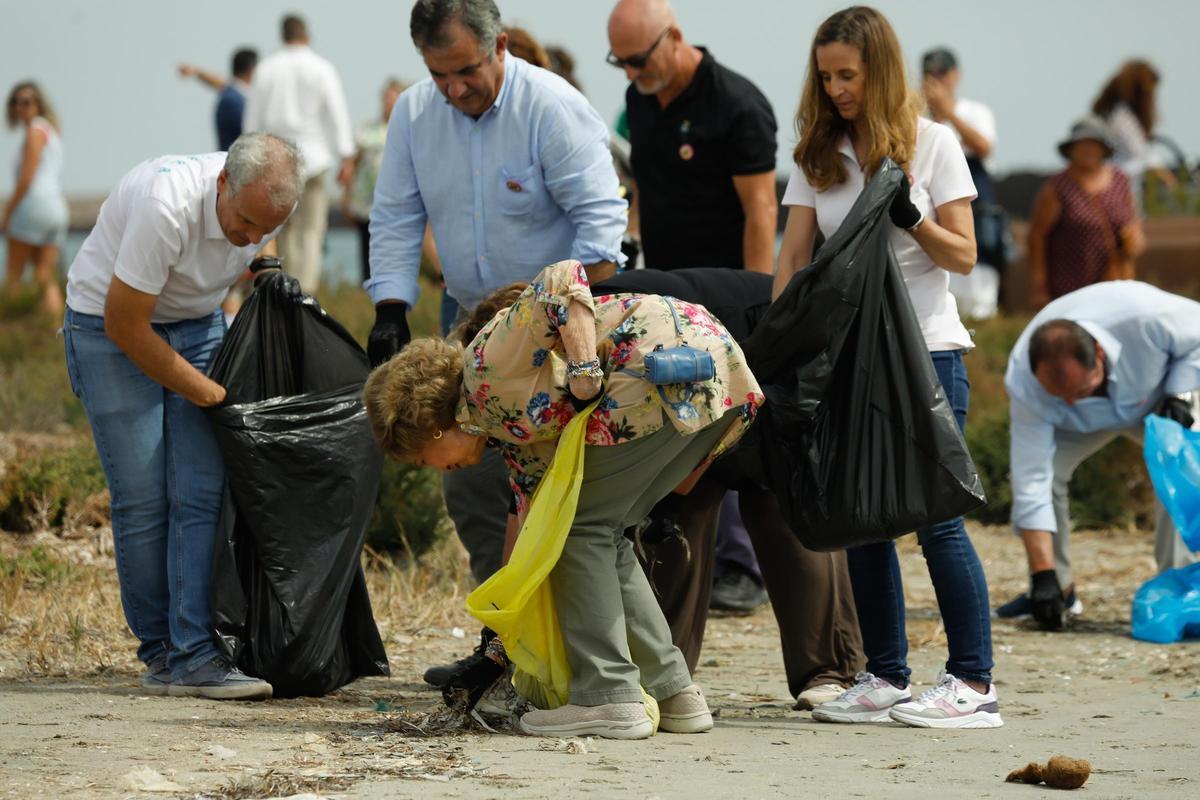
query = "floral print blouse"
xmin=456 ymin=260 xmax=764 ymax=514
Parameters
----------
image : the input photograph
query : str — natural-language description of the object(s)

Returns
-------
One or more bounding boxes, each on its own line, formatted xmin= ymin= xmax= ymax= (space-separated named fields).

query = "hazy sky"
xmin=3 ymin=0 xmax=1198 ymax=195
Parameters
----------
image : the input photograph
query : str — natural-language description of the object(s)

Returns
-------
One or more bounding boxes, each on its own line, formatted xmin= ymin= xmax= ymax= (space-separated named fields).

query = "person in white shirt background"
xmin=244 ymin=14 xmax=354 ymax=294
xmin=61 ymin=133 xmax=299 ymax=701
xmin=921 ymin=47 xmax=1002 ymax=321
xmin=774 ymin=5 xmax=1002 ymax=730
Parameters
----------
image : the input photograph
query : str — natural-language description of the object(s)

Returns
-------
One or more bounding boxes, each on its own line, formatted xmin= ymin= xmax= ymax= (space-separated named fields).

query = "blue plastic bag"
xmin=1143 ymin=415 xmax=1200 ymax=552
xmin=1131 ymin=562 xmax=1200 ymax=643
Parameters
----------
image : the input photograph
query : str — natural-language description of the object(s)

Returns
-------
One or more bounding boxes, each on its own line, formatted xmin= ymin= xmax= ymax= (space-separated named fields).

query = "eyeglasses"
xmin=606 ymin=27 xmax=671 ymax=70
xmin=10 ymin=97 xmax=35 ymax=107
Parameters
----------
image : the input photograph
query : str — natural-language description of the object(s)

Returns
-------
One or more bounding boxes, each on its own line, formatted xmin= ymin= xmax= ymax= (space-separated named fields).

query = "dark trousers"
xmin=641 ymin=478 xmax=865 ymax=696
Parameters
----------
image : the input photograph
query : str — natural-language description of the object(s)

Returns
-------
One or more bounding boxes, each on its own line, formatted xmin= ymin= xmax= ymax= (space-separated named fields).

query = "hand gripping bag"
xmin=466 ymin=402 xmax=659 ymax=729
xmin=738 ymin=160 xmax=986 ymax=550
xmin=205 ymin=271 xmax=389 ymax=697
xmin=1143 ymin=414 xmax=1200 ymax=552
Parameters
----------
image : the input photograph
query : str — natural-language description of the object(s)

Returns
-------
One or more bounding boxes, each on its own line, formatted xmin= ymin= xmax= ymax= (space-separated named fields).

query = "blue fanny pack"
xmin=626 ymin=298 xmax=715 ymax=385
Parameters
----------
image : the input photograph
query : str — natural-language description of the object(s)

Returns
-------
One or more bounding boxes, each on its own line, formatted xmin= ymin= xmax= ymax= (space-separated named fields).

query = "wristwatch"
xmin=566 ymin=358 xmax=603 ymax=379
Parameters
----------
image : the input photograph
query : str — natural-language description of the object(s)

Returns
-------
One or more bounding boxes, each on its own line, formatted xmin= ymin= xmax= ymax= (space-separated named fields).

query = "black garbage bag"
xmin=205 ymin=271 xmax=389 ymax=697
xmin=739 ymin=159 xmax=986 ymax=551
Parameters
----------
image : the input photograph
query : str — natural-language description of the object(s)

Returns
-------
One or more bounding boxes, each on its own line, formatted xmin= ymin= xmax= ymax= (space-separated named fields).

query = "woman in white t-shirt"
xmin=774 ymin=6 xmax=1000 ymax=730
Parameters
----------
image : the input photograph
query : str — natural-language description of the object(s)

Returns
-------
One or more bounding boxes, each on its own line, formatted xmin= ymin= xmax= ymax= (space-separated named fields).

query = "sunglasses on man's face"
xmin=606 ymin=27 xmax=671 ymax=70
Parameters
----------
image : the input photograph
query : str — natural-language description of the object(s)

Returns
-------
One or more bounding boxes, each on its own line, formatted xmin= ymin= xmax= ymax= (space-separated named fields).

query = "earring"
xmin=432 ymin=429 xmax=444 ymax=440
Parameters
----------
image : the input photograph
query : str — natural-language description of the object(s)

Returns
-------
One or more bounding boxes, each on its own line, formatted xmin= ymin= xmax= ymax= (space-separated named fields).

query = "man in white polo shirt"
xmin=63 ymin=132 xmax=301 ymax=699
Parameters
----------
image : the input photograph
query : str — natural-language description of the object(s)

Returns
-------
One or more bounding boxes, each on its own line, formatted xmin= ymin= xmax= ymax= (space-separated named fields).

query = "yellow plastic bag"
xmin=466 ymin=403 xmax=659 ymax=728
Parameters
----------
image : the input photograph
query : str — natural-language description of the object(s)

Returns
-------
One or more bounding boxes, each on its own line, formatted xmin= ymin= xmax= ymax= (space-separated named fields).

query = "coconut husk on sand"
xmin=1005 ymin=756 xmax=1091 ymax=790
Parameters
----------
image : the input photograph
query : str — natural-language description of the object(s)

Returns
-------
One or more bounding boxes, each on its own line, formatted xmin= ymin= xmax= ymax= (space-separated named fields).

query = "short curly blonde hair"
xmin=363 ymin=338 xmax=465 ymax=462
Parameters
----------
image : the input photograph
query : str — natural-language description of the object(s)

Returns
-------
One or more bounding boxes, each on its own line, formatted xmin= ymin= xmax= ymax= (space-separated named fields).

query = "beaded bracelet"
xmin=566 ymin=358 xmax=603 ymax=379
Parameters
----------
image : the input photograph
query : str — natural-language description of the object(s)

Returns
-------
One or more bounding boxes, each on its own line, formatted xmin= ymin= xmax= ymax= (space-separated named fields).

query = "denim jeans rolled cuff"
xmin=848 ymin=348 xmax=994 ymax=687
xmin=63 ymin=307 xmax=227 ymax=678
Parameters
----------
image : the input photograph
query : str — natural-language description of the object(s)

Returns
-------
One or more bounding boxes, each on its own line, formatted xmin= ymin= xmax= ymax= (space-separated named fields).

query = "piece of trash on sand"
xmin=1006 ymin=756 xmax=1092 ymax=789
xmin=538 ymin=737 xmax=595 ymax=754
xmin=124 ymin=766 xmax=185 ymax=793
xmin=301 ymin=732 xmax=329 ymax=753
xmin=204 ymin=744 xmax=237 ymax=759
xmin=451 ymin=627 xmax=466 ymax=639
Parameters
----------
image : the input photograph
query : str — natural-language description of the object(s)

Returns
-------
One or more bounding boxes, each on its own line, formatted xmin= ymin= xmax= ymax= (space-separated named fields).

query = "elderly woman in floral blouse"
xmin=364 ymin=259 xmax=763 ymax=740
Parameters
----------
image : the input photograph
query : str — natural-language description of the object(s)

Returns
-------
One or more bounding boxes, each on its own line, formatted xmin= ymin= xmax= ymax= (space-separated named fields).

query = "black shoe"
xmin=710 ymin=570 xmax=768 ymax=615
xmin=423 ymin=627 xmax=495 ymax=688
xmin=1030 ymin=570 xmax=1067 ymax=631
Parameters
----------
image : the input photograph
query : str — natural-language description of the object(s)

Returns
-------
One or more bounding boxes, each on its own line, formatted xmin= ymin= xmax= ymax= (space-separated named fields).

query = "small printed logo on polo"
xmin=957 ymin=698 xmax=968 ymax=704
xmin=505 ymin=180 xmax=523 ymax=193
xmin=679 ymin=144 xmax=695 ymax=161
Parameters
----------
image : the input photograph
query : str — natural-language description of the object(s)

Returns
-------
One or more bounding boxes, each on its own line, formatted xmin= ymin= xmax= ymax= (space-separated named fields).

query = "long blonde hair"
xmin=6 ymin=81 xmax=60 ymax=132
xmin=793 ymin=6 xmax=922 ymax=191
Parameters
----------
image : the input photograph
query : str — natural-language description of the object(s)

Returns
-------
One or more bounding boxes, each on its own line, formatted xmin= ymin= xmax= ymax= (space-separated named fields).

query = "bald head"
xmin=608 ymin=0 xmax=675 ymax=42
xmin=608 ymin=0 xmax=685 ymax=96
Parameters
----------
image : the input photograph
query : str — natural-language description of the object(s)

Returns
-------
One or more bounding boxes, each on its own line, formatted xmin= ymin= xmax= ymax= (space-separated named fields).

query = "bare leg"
xmin=5 ymin=238 xmax=33 ymax=299
xmin=32 ymin=244 xmax=63 ymax=316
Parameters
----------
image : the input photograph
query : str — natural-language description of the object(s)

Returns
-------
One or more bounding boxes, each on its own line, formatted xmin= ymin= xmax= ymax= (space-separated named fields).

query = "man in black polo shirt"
xmin=607 ymin=0 xmax=778 ymax=273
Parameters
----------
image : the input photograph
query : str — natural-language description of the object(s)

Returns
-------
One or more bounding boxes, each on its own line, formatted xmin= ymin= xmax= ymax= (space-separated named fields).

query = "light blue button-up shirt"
xmin=1005 ymin=281 xmax=1200 ymax=532
xmin=365 ymin=56 xmax=626 ymax=312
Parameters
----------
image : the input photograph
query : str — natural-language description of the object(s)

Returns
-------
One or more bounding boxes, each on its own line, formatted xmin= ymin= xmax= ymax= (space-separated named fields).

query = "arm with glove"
xmin=890 ymin=171 xmax=977 ymax=275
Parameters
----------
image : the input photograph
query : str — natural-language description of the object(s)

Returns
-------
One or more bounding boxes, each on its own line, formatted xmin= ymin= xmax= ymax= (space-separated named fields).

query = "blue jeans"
xmin=845 ymin=349 xmax=994 ymax=686
xmin=63 ymin=308 xmax=227 ymax=679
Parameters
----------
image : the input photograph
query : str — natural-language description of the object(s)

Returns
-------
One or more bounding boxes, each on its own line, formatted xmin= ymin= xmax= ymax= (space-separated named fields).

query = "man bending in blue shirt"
xmin=1002 ymin=281 xmax=1200 ymax=630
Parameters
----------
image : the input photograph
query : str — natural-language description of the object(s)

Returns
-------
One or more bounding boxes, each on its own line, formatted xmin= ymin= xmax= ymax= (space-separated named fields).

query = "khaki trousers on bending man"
xmin=277 ymin=170 xmax=329 ymax=294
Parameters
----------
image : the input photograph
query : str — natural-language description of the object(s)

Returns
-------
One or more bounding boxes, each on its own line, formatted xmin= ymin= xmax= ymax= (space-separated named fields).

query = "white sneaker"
xmin=811 ymin=672 xmax=911 ymax=723
xmin=794 ymin=683 xmax=846 ymax=711
xmin=519 ymin=702 xmax=653 ymax=740
xmin=888 ymin=670 xmax=1004 ymax=729
xmin=658 ymin=684 xmax=713 ymax=733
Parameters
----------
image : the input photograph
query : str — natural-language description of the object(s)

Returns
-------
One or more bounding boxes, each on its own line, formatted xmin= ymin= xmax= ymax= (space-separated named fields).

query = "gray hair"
xmin=410 ymin=0 xmax=502 ymax=52
xmin=224 ymin=132 xmax=304 ymax=210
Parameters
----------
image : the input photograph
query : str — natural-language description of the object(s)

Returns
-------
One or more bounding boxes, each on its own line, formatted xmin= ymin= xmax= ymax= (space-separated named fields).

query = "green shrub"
xmin=0 ymin=545 xmax=73 ymax=585
xmin=0 ymin=439 xmax=108 ymax=532
xmin=366 ymin=460 xmax=451 ymax=557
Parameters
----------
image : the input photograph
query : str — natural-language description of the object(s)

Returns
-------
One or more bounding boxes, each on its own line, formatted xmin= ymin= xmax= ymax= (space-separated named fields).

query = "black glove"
xmin=888 ymin=172 xmax=924 ymax=231
xmin=1156 ymin=396 xmax=1195 ymax=431
xmin=441 ymin=631 xmax=506 ymax=712
xmin=367 ymin=302 xmax=411 ymax=368
xmin=1030 ymin=569 xmax=1066 ymax=632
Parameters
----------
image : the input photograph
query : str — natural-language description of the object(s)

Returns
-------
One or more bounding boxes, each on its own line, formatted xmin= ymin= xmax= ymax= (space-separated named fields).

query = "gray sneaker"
xmin=168 ymin=658 xmax=273 ymax=700
xmin=141 ymin=657 xmax=171 ymax=696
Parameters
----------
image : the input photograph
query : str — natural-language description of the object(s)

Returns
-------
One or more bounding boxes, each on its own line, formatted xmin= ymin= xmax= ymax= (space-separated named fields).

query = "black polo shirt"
xmin=626 ymin=48 xmax=776 ymax=271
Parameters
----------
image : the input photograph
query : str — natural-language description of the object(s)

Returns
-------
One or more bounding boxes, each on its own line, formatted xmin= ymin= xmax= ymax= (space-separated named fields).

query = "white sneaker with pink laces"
xmin=888 ymin=671 xmax=1003 ymax=729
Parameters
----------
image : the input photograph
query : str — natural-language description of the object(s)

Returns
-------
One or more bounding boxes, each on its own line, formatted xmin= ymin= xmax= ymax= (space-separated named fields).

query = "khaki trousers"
xmin=550 ymin=413 xmax=735 ymax=706
xmin=277 ymin=171 xmax=329 ymax=294
xmin=1039 ymin=423 xmax=1198 ymax=589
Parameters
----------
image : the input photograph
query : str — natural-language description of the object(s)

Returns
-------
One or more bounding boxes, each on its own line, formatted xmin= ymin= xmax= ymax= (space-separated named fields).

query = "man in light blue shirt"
xmin=1004 ymin=281 xmax=1200 ymax=629
xmin=363 ymin=2 xmax=627 ymax=662
xmin=365 ymin=0 xmax=626 ymax=368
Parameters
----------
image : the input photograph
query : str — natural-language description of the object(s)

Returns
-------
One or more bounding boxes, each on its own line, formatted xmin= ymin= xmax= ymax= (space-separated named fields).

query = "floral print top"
xmin=456 ymin=260 xmax=764 ymax=514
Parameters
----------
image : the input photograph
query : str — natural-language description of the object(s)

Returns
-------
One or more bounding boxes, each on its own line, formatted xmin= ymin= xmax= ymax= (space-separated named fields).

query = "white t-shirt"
xmin=66 ymin=153 xmax=278 ymax=323
xmin=782 ymin=117 xmax=977 ymax=351
xmin=951 ymin=97 xmax=996 ymax=168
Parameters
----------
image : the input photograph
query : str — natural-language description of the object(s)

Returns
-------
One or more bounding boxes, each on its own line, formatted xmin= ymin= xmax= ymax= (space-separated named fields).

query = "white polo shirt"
xmin=782 ymin=117 xmax=977 ymax=351
xmin=66 ymin=153 xmax=279 ymax=324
